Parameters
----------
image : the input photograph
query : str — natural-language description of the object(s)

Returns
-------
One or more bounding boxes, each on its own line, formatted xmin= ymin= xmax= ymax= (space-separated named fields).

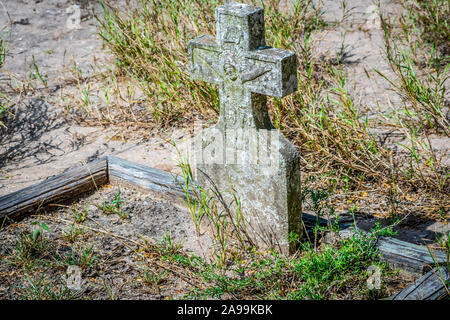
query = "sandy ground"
xmin=0 ymin=184 xmax=215 ymax=299
xmin=0 ymin=184 xmax=414 ymax=300
xmin=1 ymin=0 xmax=448 ymax=192
xmin=0 ymin=0 xmax=448 ymax=258
xmin=313 ymin=0 xmax=403 ymax=111
xmin=0 ymin=0 xmax=191 ymax=197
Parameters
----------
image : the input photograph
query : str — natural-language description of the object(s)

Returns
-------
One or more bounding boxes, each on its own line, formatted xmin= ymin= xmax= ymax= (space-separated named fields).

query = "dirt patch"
xmin=0 ymin=0 xmax=188 ymax=196
xmin=0 ymin=184 xmax=213 ymax=299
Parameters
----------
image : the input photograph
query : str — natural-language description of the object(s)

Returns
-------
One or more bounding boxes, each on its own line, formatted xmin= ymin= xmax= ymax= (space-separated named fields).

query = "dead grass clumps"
xmin=74 ymin=0 xmax=448 ymax=219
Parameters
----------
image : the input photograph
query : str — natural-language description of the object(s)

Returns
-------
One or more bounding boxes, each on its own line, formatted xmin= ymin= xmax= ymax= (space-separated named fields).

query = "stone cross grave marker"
xmin=188 ymin=2 xmax=302 ymax=254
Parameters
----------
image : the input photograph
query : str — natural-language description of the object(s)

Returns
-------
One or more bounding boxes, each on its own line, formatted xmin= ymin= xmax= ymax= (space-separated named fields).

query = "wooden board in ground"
xmin=301 ymin=212 xmax=329 ymax=242
xmin=388 ymin=267 xmax=449 ymax=300
xmin=0 ymin=158 xmax=108 ymax=221
xmin=377 ymin=236 xmax=448 ymax=275
xmin=327 ymin=227 xmax=448 ymax=276
xmin=107 ymin=156 xmax=187 ymax=199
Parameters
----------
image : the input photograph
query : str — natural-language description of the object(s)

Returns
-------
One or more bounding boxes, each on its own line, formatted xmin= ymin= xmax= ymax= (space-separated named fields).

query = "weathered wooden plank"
xmin=388 ymin=267 xmax=449 ymax=300
xmin=378 ymin=236 xmax=447 ymax=275
xmin=0 ymin=158 xmax=108 ymax=221
xmin=326 ymin=227 xmax=448 ymax=276
xmin=107 ymin=156 xmax=187 ymax=198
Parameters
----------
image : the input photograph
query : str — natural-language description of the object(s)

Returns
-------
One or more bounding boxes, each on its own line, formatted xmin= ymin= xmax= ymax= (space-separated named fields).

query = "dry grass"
xmin=95 ymin=0 xmax=220 ymax=125
xmin=401 ymin=0 xmax=449 ymax=58
xmin=0 ymin=27 xmax=9 ymax=127
xmin=60 ymin=0 xmax=449 ymax=219
xmin=378 ymin=0 xmax=449 ymax=137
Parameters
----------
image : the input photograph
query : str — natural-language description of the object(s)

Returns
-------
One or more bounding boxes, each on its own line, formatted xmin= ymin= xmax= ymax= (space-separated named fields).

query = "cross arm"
xmin=244 ymin=47 xmax=297 ymax=98
xmin=188 ymin=35 xmax=221 ymax=84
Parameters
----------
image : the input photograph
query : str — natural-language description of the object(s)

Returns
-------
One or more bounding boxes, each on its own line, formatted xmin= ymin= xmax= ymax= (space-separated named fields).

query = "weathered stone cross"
xmin=188 ymin=2 xmax=302 ymax=254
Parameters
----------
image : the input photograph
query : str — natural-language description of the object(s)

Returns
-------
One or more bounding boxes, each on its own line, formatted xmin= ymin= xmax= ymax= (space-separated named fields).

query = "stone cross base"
xmin=195 ymin=125 xmax=303 ymax=254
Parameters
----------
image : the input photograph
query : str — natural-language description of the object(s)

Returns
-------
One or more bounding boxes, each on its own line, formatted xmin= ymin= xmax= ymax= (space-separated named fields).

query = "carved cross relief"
xmin=188 ymin=2 xmax=298 ymax=129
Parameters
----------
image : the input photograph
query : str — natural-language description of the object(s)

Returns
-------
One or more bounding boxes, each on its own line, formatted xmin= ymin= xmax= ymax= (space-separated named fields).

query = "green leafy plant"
xmin=73 ymin=205 xmax=88 ymax=223
xmin=95 ymin=189 xmax=128 ymax=219
xmin=140 ymin=265 xmax=168 ymax=286
xmin=19 ymin=276 xmax=79 ymax=300
xmin=176 ymin=153 xmax=254 ymax=269
xmin=0 ymin=32 xmax=7 ymax=68
xmin=371 ymin=221 xmax=398 ymax=238
xmin=62 ymin=223 xmax=85 ymax=243
xmin=31 ymin=221 xmax=49 ymax=242
xmin=6 ymin=222 xmax=50 ymax=268
xmin=177 ymin=230 xmax=386 ymax=300
xmin=158 ymin=230 xmax=183 ymax=257
xmin=29 ymin=56 xmax=48 ymax=87
xmin=60 ymin=244 xmax=97 ymax=270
